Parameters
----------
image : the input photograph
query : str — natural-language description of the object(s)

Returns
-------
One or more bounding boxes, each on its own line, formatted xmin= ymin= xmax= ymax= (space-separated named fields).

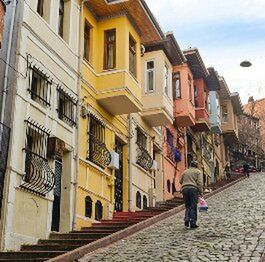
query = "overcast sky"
xmin=145 ymin=0 xmax=265 ymax=104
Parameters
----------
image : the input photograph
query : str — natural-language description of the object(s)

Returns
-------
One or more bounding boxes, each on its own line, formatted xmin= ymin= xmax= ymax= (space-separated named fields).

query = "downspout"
xmin=72 ymin=0 xmax=85 ymax=230
xmin=128 ymin=114 xmax=133 ymax=211
xmin=0 ymin=0 xmax=17 ymax=124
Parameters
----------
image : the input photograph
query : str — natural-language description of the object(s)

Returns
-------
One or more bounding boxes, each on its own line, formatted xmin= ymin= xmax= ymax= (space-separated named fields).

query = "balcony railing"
xmin=166 ymin=144 xmax=182 ymax=163
xmin=136 ymin=145 xmax=153 ymax=171
xmin=21 ymin=149 xmax=55 ymax=196
xmin=88 ymin=134 xmax=112 ymax=168
xmin=0 ymin=122 xmax=10 ymax=212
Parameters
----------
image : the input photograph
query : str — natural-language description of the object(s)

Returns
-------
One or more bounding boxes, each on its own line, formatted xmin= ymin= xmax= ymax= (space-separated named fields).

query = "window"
xmin=88 ymin=116 xmax=111 ymax=168
xmin=136 ymin=191 xmax=141 ymax=209
xmin=37 ymin=0 xmax=44 ymax=17
xmin=164 ymin=64 xmax=169 ymax=96
xmin=104 ymin=29 xmax=116 ymax=69
xmin=146 ymin=61 xmax=155 ymax=93
xmin=57 ymin=87 xmax=77 ymax=126
xmin=58 ymin=0 xmax=64 ymax=38
xmin=136 ymin=127 xmax=147 ymax=149
xmin=188 ymin=75 xmax=193 ymax=102
xmin=29 ymin=67 xmax=51 ymax=107
xmin=194 ymin=86 xmax=199 ymax=107
xmin=95 ymin=201 xmax=103 ymax=221
xmin=173 ymin=72 xmax=181 ymax=99
xmin=85 ymin=196 xmax=93 ymax=218
xmin=222 ymin=105 xmax=229 ymax=123
xmin=129 ymin=35 xmax=136 ymax=77
xmin=84 ymin=21 xmax=91 ymax=62
xmin=143 ymin=195 xmax=148 ymax=209
xmin=167 ymin=180 xmax=171 ymax=193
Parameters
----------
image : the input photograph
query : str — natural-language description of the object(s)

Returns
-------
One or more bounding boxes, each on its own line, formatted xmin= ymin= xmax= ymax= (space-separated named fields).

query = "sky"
xmin=145 ymin=0 xmax=265 ymax=104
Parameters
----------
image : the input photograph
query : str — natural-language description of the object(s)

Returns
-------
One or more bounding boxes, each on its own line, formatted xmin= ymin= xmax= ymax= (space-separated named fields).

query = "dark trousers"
xmin=182 ymin=188 xmax=199 ymax=226
xmin=244 ymin=170 xmax=249 ymax=178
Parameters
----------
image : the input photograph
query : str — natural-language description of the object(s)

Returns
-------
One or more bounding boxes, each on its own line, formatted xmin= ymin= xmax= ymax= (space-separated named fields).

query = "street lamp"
xmin=240 ymin=60 xmax=252 ymax=67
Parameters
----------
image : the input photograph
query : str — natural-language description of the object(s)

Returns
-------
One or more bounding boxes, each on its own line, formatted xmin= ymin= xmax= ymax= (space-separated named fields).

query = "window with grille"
xmin=146 ymin=61 xmax=155 ymax=93
xmin=221 ymin=105 xmax=229 ymax=123
xmin=84 ymin=21 xmax=91 ymax=62
xmin=136 ymin=128 xmax=147 ymax=149
xmin=29 ymin=67 xmax=51 ymax=107
xmin=88 ymin=116 xmax=111 ymax=168
xmin=129 ymin=35 xmax=136 ymax=77
xmin=85 ymin=196 xmax=93 ymax=218
xmin=104 ymin=29 xmax=116 ymax=69
xmin=22 ymin=120 xmax=55 ymax=196
xmin=95 ymin=200 xmax=103 ymax=221
xmin=58 ymin=0 xmax=64 ymax=38
xmin=143 ymin=195 xmax=148 ymax=209
xmin=173 ymin=72 xmax=181 ymax=99
xmin=57 ymin=87 xmax=77 ymax=126
xmin=136 ymin=191 xmax=141 ymax=209
xmin=37 ymin=0 xmax=44 ymax=16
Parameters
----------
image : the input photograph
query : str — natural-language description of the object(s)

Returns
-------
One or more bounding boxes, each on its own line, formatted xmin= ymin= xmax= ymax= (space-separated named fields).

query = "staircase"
xmin=0 ymin=198 xmax=184 ymax=262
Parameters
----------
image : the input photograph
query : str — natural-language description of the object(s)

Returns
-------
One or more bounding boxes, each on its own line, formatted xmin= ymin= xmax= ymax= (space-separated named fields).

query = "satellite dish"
xmin=240 ymin=60 xmax=252 ymax=67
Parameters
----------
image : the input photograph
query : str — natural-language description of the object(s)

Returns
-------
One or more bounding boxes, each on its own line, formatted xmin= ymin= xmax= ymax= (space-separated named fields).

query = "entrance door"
xmin=114 ymin=140 xmax=123 ymax=212
xmin=51 ymin=159 xmax=62 ymax=232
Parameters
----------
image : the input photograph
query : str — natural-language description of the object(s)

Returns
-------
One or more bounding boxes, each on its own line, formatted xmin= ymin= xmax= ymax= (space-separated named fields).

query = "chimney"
xmin=248 ymin=96 xmax=254 ymax=103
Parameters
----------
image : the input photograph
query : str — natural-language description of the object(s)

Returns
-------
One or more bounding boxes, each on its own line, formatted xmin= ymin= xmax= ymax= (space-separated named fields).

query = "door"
xmin=114 ymin=140 xmax=123 ymax=212
xmin=51 ymin=159 xmax=62 ymax=232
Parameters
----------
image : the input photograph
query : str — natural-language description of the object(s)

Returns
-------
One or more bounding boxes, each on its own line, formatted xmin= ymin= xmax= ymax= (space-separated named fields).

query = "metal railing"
xmin=21 ymin=149 xmax=55 ymax=196
xmin=87 ymin=133 xmax=111 ymax=168
xmin=136 ymin=145 xmax=153 ymax=171
xmin=0 ymin=122 xmax=10 ymax=212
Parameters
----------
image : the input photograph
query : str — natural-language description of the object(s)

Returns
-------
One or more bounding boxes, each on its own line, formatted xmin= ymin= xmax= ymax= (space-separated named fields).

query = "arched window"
xmin=143 ymin=195 xmax=148 ymax=209
xmin=85 ymin=196 xmax=93 ymax=218
xmin=136 ymin=191 xmax=141 ymax=209
xmin=167 ymin=180 xmax=171 ymax=193
xmin=172 ymin=182 xmax=176 ymax=195
xmin=95 ymin=201 xmax=103 ymax=221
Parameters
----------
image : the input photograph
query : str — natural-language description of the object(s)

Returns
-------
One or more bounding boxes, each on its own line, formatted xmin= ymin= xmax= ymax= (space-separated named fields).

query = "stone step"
xmin=49 ymin=232 xmax=111 ymax=240
xmin=146 ymin=207 xmax=172 ymax=212
xmin=92 ymin=221 xmax=136 ymax=227
xmin=78 ymin=228 xmax=121 ymax=233
xmin=0 ymin=251 xmax=64 ymax=260
xmin=21 ymin=244 xmax=79 ymax=252
xmin=101 ymin=218 xmax=146 ymax=223
xmin=81 ymin=225 xmax=127 ymax=231
xmin=0 ymin=259 xmax=46 ymax=262
xmin=38 ymin=239 xmax=95 ymax=246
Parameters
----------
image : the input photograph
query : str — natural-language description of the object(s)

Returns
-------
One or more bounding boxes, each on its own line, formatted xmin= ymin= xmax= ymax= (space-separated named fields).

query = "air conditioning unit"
xmin=148 ymin=188 xmax=156 ymax=207
xmin=47 ymin=137 xmax=66 ymax=159
xmin=80 ymin=106 xmax=89 ymax=119
xmin=108 ymin=151 xmax=119 ymax=170
xmin=151 ymin=160 xmax=158 ymax=171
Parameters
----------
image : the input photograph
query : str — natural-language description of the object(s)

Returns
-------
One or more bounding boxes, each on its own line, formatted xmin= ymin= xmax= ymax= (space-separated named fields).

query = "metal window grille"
xmin=85 ymin=196 xmax=93 ymax=218
xmin=136 ymin=128 xmax=147 ymax=148
xmin=21 ymin=119 xmax=55 ymax=196
xmin=28 ymin=67 xmax=52 ymax=107
xmin=166 ymin=128 xmax=175 ymax=162
xmin=87 ymin=116 xmax=111 ymax=168
xmin=95 ymin=200 xmax=103 ymax=221
xmin=136 ymin=191 xmax=141 ymax=209
xmin=0 ymin=122 xmax=10 ymax=213
xmin=57 ymin=87 xmax=77 ymax=126
xmin=136 ymin=145 xmax=153 ymax=171
xmin=143 ymin=195 xmax=148 ymax=209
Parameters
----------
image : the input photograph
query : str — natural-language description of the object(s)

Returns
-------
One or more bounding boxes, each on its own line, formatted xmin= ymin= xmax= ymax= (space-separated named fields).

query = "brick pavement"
xmin=79 ymin=173 xmax=265 ymax=262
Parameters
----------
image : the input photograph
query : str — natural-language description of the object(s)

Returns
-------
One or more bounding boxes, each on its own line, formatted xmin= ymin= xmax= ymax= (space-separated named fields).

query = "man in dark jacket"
xmin=180 ymin=161 xmax=203 ymax=229
xmin=243 ymin=162 xmax=250 ymax=178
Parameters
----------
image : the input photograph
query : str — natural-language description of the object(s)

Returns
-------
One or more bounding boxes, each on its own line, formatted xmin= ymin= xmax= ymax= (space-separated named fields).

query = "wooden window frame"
xmin=84 ymin=20 xmax=92 ymax=62
xmin=104 ymin=29 xmax=116 ymax=70
xmin=129 ymin=34 xmax=137 ymax=77
xmin=164 ymin=64 xmax=169 ymax=96
xmin=37 ymin=0 xmax=44 ymax=17
xmin=173 ymin=72 xmax=181 ymax=99
xmin=58 ymin=0 xmax=64 ymax=38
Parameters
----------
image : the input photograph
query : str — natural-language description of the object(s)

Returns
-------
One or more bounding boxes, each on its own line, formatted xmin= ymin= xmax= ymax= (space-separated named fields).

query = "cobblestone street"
xmin=80 ymin=173 xmax=265 ymax=262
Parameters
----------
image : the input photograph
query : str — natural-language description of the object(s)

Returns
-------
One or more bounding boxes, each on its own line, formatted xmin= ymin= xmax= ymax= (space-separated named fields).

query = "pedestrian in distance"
xmin=180 ymin=160 xmax=203 ymax=229
xmin=225 ymin=162 xmax=231 ymax=181
xmin=243 ymin=162 xmax=250 ymax=178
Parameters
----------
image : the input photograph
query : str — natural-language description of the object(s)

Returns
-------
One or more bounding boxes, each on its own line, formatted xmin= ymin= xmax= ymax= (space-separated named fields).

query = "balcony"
xmin=210 ymin=114 xmax=222 ymax=134
xmin=191 ymin=108 xmax=210 ymax=132
xmin=174 ymin=99 xmax=196 ymax=127
xmin=222 ymin=121 xmax=239 ymax=144
xmin=136 ymin=145 xmax=153 ymax=171
xmin=97 ymin=71 xmax=142 ymax=115
xmin=142 ymin=94 xmax=173 ymax=127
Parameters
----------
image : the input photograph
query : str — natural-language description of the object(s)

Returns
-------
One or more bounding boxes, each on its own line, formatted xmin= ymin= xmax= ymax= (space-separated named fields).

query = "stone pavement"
xmin=79 ymin=173 xmax=265 ymax=262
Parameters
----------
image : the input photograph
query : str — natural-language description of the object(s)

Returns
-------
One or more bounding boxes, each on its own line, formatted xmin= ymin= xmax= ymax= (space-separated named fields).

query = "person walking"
xmin=243 ymin=162 xmax=250 ymax=178
xmin=225 ymin=162 xmax=231 ymax=181
xmin=180 ymin=160 xmax=203 ymax=229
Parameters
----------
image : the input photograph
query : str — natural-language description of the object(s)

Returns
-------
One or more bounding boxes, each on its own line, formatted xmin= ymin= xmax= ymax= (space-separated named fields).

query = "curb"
xmin=47 ymin=177 xmax=246 ymax=262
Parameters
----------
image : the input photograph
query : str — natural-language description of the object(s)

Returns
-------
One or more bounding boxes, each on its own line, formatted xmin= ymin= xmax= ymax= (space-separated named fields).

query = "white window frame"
xmin=164 ymin=63 xmax=169 ymax=96
xmin=145 ymin=60 xmax=155 ymax=93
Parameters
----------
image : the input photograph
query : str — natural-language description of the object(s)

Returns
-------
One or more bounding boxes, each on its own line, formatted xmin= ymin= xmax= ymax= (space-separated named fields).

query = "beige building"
xmin=0 ymin=0 xmax=80 ymax=251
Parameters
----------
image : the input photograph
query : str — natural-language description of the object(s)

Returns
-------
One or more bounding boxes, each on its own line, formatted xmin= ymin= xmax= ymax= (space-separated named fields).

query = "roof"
xmin=230 ymin=92 xmax=243 ymax=115
xmin=219 ymin=76 xmax=231 ymax=100
xmin=144 ymin=32 xmax=186 ymax=66
xmin=183 ymin=48 xmax=209 ymax=79
xmin=85 ymin=0 xmax=164 ymax=44
xmin=206 ymin=67 xmax=221 ymax=91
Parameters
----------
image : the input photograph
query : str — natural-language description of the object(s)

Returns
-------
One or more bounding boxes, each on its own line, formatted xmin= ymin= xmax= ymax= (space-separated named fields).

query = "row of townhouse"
xmin=0 ymin=0 xmax=243 ymax=251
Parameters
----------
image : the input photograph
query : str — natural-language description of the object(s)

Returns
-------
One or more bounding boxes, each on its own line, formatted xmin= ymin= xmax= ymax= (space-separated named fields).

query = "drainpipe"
xmin=0 ymin=0 xmax=17 ymax=124
xmin=72 ymin=0 xmax=85 ymax=231
xmin=128 ymin=114 xmax=133 ymax=211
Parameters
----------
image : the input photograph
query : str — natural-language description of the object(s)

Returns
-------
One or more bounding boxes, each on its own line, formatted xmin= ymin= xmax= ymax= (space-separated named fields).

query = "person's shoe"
xmin=184 ymin=221 xmax=189 ymax=228
xmin=190 ymin=224 xmax=199 ymax=229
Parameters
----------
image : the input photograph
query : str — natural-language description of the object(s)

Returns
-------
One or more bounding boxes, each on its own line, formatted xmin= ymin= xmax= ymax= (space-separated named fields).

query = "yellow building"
xmin=76 ymin=0 xmax=165 ymax=229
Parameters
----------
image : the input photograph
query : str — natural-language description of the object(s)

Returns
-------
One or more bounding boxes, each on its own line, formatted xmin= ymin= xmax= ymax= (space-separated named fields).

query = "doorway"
xmin=114 ymin=139 xmax=123 ymax=212
xmin=51 ymin=158 xmax=62 ymax=232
